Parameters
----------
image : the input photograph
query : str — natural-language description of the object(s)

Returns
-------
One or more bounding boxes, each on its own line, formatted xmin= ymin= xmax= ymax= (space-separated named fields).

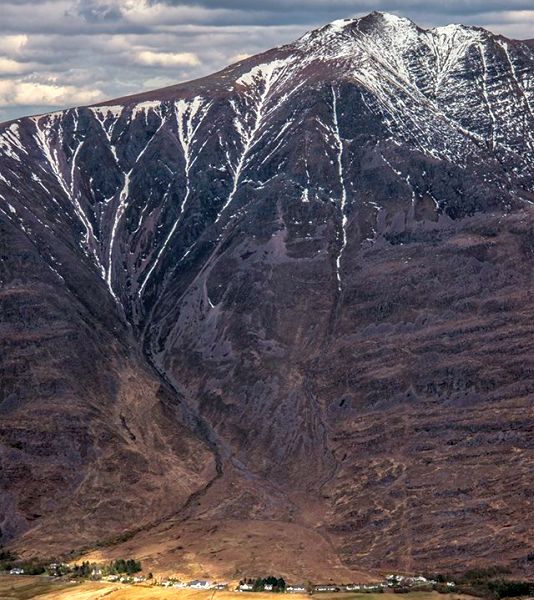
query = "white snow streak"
xmin=478 ymin=43 xmax=497 ymax=150
xmin=131 ymin=101 xmax=162 ymax=124
xmin=0 ymin=123 xmax=27 ymax=162
xmin=498 ymin=40 xmax=534 ymax=150
xmin=32 ymin=113 xmax=104 ymax=275
xmin=90 ymin=105 xmax=124 ymax=164
xmin=138 ymin=96 xmax=211 ymax=296
xmin=106 ymin=112 xmax=166 ymax=301
xmin=330 ymin=86 xmax=348 ymax=290
xmin=214 ymin=60 xmax=289 ymax=224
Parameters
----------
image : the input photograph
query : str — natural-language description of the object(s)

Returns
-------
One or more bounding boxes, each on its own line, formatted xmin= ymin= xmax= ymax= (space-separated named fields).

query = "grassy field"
xmin=0 ymin=578 xmax=289 ymax=600
xmin=0 ymin=578 xmax=474 ymax=600
xmin=318 ymin=594 xmax=468 ymax=600
xmin=0 ymin=575 xmax=80 ymax=599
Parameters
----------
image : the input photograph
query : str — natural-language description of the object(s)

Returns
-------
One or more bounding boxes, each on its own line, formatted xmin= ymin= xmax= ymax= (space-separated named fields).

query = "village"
xmin=4 ymin=559 xmax=533 ymax=600
xmin=152 ymin=574 xmax=456 ymax=594
xmin=7 ymin=562 xmax=456 ymax=595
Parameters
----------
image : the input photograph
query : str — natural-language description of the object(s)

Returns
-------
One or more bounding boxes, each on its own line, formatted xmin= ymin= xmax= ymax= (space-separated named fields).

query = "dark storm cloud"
xmin=1 ymin=0 xmax=533 ymax=122
xmin=147 ymin=0 xmax=534 ymax=27
xmin=163 ymin=0 xmax=534 ymax=16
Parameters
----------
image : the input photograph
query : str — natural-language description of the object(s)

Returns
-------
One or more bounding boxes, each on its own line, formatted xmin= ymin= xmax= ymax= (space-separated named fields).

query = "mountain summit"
xmin=0 ymin=13 xmax=533 ymax=578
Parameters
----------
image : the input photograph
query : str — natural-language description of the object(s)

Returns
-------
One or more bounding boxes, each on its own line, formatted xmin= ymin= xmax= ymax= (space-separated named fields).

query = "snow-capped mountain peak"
xmin=0 ymin=12 xmax=533 ymax=304
xmin=1 ymin=12 xmax=533 ymax=578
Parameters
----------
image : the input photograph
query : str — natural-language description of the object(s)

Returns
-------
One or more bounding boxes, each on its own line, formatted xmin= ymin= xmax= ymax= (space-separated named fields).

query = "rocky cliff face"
xmin=1 ymin=12 xmax=533 ymax=577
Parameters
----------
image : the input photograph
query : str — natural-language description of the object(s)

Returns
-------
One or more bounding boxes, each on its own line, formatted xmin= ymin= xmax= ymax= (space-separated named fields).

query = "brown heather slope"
xmin=319 ymin=211 xmax=534 ymax=574
xmin=0 ymin=212 xmax=216 ymax=558
xmin=91 ymin=209 xmax=533 ymax=579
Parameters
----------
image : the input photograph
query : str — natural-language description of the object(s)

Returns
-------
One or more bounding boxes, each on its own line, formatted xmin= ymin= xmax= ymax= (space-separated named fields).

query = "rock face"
xmin=1 ymin=12 xmax=533 ymax=577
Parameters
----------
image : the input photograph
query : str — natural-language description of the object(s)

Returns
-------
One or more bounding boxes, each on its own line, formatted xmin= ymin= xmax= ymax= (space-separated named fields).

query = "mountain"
xmin=1 ymin=11 xmax=533 ymax=579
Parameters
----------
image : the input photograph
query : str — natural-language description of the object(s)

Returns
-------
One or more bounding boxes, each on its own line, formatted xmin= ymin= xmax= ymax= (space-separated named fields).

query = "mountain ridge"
xmin=1 ymin=12 xmax=533 ymax=578
xmin=2 ymin=10 xmax=533 ymax=126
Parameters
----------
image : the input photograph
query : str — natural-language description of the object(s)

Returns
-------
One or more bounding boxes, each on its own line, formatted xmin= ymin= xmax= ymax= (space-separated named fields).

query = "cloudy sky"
xmin=1 ymin=0 xmax=533 ymax=122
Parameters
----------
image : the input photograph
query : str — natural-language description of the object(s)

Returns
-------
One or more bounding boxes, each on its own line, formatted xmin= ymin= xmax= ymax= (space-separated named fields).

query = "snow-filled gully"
xmin=138 ymin=97 xmax=212 ymax=296
xmin=330 ymin=86 xmax=349 ymax=290
xmin=106 ymin=109 xmax=167 ymax=301
xmin=33 ymin=113 xmax=105 ymax=277
xmin=214 ymin=60 xmax=289 ymax=225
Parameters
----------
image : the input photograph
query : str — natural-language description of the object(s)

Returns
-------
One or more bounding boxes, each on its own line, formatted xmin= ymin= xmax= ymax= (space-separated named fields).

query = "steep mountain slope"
xmin=0 ymin=193 xmax=216 ymax=558
xmin=1 ymin=12 xmax=533 ymax=577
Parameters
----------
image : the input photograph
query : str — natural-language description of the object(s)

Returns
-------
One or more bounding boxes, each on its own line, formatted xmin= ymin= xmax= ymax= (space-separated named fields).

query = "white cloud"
xmin=142 ymin=75 xmax=180 ymax=88
xmin=0 ymin=58 xmax=35 ymax=75
xmin=0 ymin=35 xmax=29 ymax=55
xmin=229 ymin=52 xmax=251 ymax=63
xmin=0 ymin=79 xmax=104 ymax=107
xmin=135 ymin=49 xmax=200 ymax=67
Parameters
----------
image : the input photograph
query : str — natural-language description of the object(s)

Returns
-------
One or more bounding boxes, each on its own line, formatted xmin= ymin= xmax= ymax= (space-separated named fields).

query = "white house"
xmin=238 ymin=582 xmax=254 ymax=591
xmin=188 ymin=580 xmax=212 ymax=589
xmin=314 ymin=585 xmax=339 ymax=592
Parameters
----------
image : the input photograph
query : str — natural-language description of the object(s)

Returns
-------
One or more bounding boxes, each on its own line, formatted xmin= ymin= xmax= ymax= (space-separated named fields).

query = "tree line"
xmin=239 ymin=576 xmax=286 ymax=592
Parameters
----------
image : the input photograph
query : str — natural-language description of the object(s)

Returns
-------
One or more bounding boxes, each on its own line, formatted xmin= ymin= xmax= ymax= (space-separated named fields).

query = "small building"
xmin=214 ymin=583 xmax=229 ymax=590
xmin=361 ymin=584 xmax=384 ymax=591
xmin=287 ymin=584 xmax=307 ymax=593
xmin=238 ymin=582 xmax=254 ymax=591
xmin=9 ymin=567 xmax=24 ymax=575
xmin=314 ymin=585 xmax=339 ymax=592
xmin=264 ymin=584 xmax=274 ymax=591
xmin=188 ymin=580 xmax=212 ymax=589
